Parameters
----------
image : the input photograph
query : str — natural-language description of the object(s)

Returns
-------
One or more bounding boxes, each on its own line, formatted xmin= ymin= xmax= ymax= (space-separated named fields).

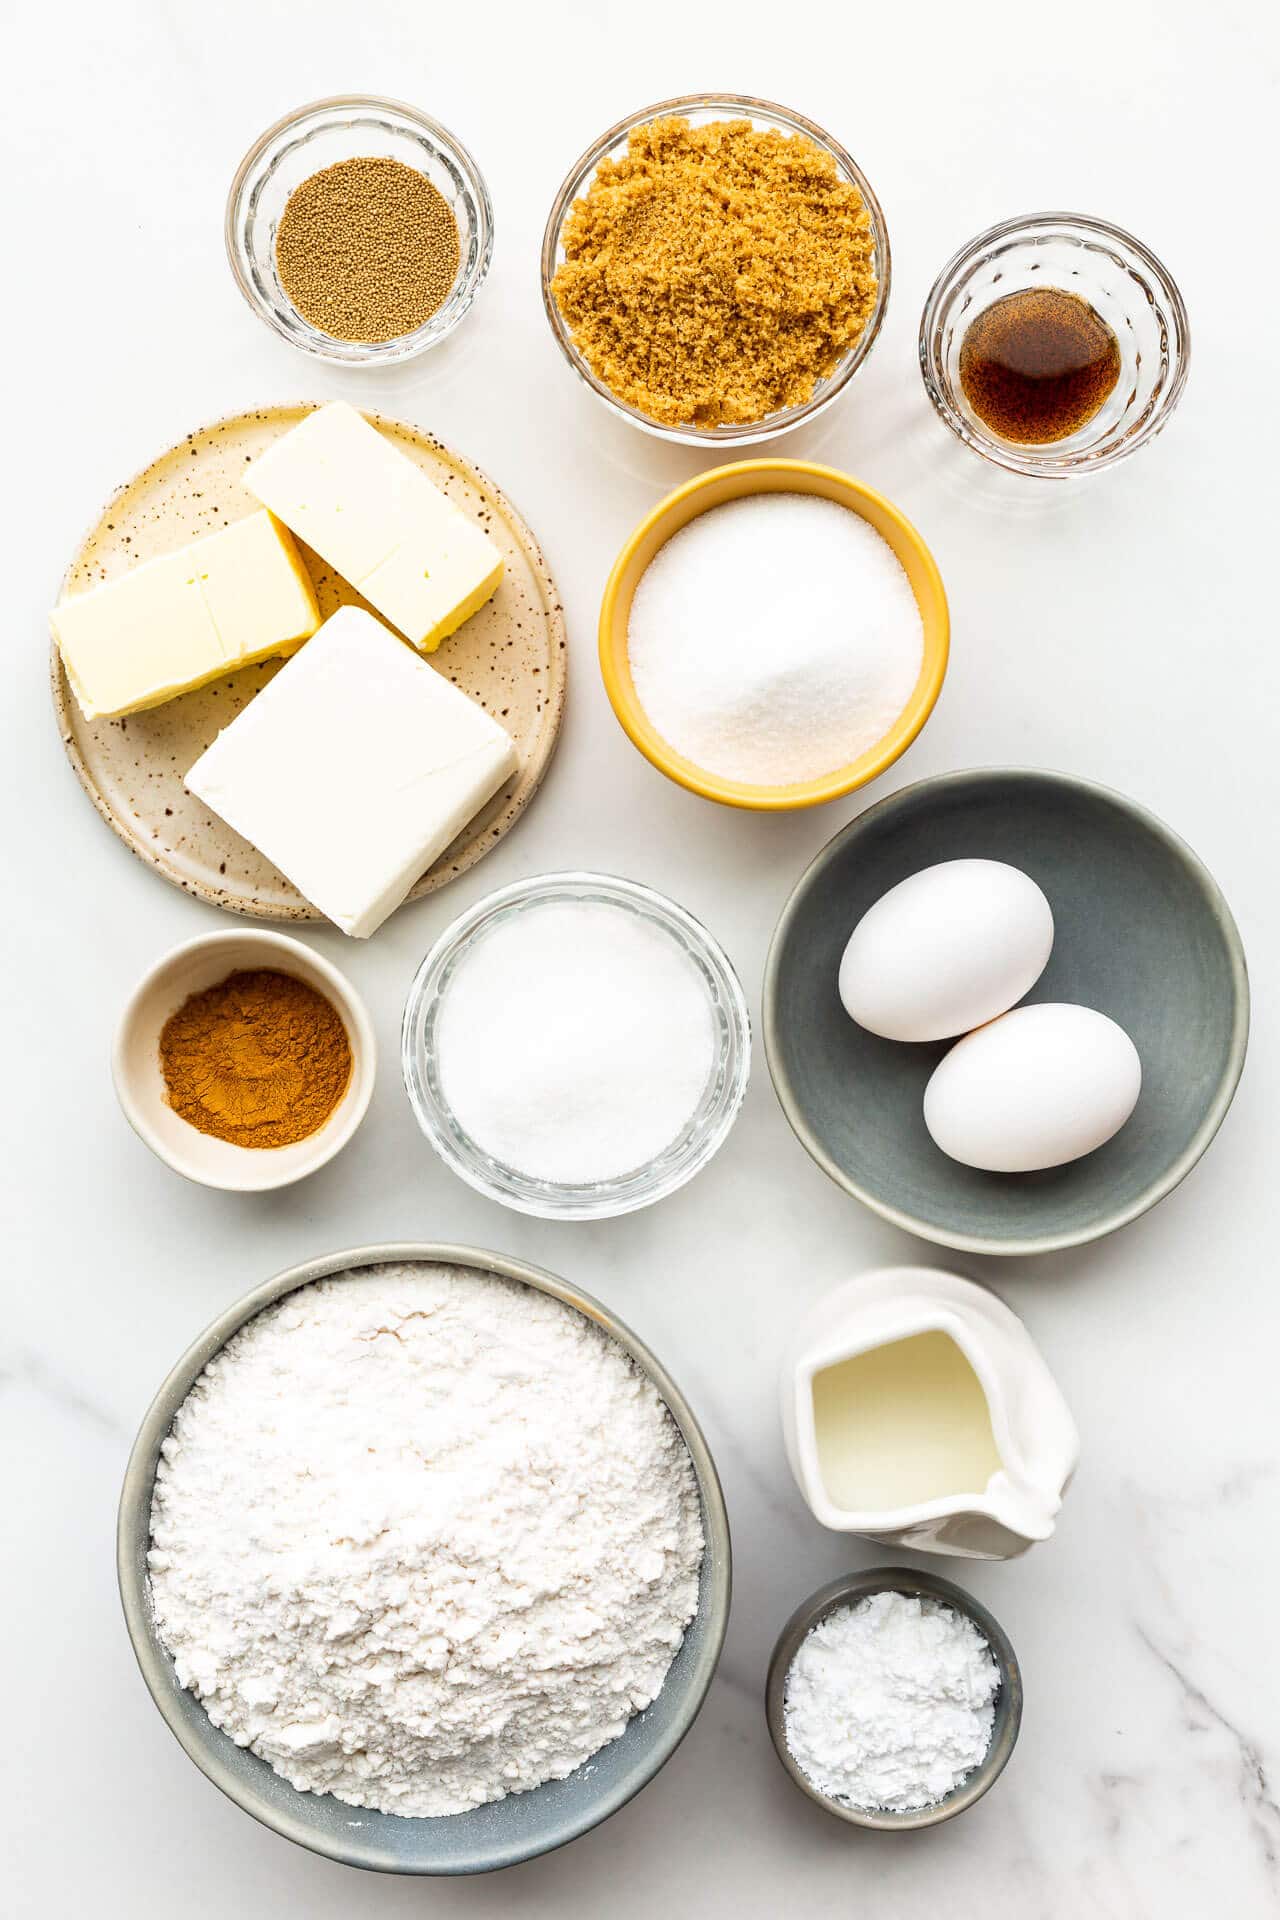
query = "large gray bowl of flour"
xmin=118 ymin=1242 xmax=731 ymax=1874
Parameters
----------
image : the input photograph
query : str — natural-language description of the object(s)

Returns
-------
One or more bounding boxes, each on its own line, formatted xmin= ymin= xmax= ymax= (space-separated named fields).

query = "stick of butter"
xmin=51 ymin=510 xmax=320 ymax=721
xmin=185 ymin=606 xmax=518 ymax=938
xmin=243 ymin=402 xmax=504 ymax=653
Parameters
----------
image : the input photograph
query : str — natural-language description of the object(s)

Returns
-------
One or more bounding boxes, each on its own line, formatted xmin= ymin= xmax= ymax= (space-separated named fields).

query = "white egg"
xmin=838 ymin=860 xmax=1054 ymax=1042
xmin=923 ymin=1003 xmax=1142 ymax=1173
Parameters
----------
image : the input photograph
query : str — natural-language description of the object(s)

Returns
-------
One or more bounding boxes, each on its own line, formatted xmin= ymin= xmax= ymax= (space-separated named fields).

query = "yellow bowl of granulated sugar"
xmin=599 ymin=460 xmax=950 ymax=812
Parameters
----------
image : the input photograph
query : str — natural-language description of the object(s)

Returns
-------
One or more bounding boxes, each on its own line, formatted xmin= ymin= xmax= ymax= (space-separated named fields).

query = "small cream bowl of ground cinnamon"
xmin=226 ymin=95 xmax=493 ymax=366
xmin=113 ymin=931 xmax=376 ymax=1192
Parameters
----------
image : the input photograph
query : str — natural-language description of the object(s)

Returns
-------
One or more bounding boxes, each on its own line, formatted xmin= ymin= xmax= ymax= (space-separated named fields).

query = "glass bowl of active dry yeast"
xmin=919 ymin=212 xmax=1190 ymax=476
xmin=541 ymin=94 xmax=891 ymax=446
xmin=226 ymin=95 xmax=494 ymax=366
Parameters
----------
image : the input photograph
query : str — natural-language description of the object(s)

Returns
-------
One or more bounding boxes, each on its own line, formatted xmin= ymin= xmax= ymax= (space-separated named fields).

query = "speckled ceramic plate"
xmin=52 ymin=406 xmax=566 ymax=921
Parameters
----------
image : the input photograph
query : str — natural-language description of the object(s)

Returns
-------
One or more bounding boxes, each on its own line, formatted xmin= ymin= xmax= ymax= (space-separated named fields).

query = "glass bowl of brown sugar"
xmin=919 ymin=212 xmax=1190 ymax=477
xmin=541 ymin=94 xmax=891 ymax=446
xmin=226 ymin=95 xmax=494 ymax=366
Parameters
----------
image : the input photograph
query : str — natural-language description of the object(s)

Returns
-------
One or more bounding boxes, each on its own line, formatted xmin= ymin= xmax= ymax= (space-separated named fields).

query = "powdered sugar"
xmin=627 ymin=494 xmax=924 ymax=787
xmin=147 ymin=1263 xmax=704 ymax=1818
xmin=783 ymin=1590 xmax=999 ymax=1811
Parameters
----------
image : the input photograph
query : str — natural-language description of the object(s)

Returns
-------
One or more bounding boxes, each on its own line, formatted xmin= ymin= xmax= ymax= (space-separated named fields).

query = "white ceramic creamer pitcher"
xmin=780 ymin=1267 xmax=1079 ymax=1560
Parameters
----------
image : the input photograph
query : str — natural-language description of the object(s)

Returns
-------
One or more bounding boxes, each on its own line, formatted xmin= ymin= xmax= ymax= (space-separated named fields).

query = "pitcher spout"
xmin=983 ymin=1474 xmax=1061 ymax=1545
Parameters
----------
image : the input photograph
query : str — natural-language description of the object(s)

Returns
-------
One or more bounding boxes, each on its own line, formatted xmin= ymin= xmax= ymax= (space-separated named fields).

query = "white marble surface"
xmin=5 ymin=2 xmax=1277 ymax=1912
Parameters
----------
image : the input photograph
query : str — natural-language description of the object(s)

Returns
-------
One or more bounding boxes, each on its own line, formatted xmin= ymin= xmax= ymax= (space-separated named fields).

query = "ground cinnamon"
xmin=159 ymin=969 xmax=352 ymax=1149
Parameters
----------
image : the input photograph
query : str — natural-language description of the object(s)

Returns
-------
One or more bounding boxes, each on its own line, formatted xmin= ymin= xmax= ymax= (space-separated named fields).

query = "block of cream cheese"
xmin=185 ymin=606 xmax=518 ymax=938
xmin=51 ymin=510 xmax=320 ymax=721
xmin=243 ymin=402 xmax=504 ymax=653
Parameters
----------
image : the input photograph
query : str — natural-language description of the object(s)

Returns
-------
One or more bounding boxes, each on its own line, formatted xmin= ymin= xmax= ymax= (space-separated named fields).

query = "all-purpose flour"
xmin=783 ymin=1590 xmax=999 ymax=1811
xmin=148 ymin=1264 xmax=704 ymax=1818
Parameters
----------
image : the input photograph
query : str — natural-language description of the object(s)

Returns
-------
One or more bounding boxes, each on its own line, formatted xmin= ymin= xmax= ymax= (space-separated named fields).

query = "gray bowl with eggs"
xmin=117 ymin=1242 xmax=731 ymax=1875
xmin=764 ymin=768 xmax=1249 ymax=1255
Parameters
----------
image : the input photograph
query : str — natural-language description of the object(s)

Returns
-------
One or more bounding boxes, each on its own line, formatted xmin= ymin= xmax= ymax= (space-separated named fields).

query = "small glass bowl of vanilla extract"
xmin=919 ymin=213 xmax=1189 ymax=476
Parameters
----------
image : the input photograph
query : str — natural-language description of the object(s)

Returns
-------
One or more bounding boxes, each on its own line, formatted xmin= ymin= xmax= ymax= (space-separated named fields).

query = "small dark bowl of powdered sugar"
xmin=765 ymin=1565 xmax=1022 ymax=1829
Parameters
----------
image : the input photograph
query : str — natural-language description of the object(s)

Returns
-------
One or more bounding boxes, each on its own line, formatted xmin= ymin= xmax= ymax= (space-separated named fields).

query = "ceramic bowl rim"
xmin=764 ymin=1565 xmax=1022 ymax=1829
xmin=110 ymin=928 xmax=377 ymax=1192
xmin=117 ymin=1241 xmax=732 ymax=1874
xmin=598 ymin=460 xmax=949 ymax=811
xmin=763 ymin=765 xmax=1250 ymax=1255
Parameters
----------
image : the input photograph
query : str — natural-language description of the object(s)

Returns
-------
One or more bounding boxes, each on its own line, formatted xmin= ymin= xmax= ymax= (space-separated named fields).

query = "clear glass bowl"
xmin=540 ymin=94 xmax=890 ymax=447
xmin=402 ymin=872 xmax=751 ymax=1220
xmin=919 ymin=212 xmax=1189 ymax=477
xmin=225 ymin=94 xmax=494 ymax=366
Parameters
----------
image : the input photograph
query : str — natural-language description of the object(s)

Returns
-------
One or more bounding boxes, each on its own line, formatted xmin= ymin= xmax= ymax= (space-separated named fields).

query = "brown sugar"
xmin=958 ymin=288 xmax=1122 ymax=444
xmin=551 ymin=117 xmax=878 ymax=429
xmin=276 ymin=156 xmax=460 ymax=344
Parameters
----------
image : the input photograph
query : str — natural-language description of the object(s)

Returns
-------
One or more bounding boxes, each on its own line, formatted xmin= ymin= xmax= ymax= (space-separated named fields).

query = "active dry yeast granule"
xmin=276 ymin=156 xmax=460 ymax=344
xmin=551 ymin=117 xmax=878 ymax=428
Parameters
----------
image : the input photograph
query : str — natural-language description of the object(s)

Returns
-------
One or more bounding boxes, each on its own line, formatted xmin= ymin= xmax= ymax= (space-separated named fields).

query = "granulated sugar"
xmin=437 ymin=899 xmax=715 ymax=1183
xmin=627 ymin=493 xmax=924 ymax=787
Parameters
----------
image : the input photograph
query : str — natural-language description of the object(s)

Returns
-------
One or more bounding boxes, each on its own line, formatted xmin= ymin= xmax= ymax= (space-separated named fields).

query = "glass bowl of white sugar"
xmin=401 ymin=872 xmax=751 ymax=1219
